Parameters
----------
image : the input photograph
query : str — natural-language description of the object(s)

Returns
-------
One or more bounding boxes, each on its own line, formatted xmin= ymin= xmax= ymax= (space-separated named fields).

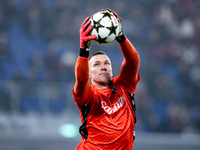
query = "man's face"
xmin=89 ymin=54 xmax=113 ymax=86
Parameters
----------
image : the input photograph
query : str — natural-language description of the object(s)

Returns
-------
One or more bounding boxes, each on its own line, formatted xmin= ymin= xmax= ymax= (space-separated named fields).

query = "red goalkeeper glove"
xmin=102 ymin=8 xmax=126 ymax=43
xmin=79 ymin=17 xmax=96 ymax=58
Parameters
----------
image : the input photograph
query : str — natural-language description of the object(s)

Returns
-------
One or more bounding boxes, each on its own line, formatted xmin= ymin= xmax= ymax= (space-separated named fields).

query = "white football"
xmin=90 ymin=10 xmax=120 ymax=44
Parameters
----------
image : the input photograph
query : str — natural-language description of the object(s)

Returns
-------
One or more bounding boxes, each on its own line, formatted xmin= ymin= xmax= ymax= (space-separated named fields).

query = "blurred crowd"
xmin=0 ymin=0 xmax=200 ymax=133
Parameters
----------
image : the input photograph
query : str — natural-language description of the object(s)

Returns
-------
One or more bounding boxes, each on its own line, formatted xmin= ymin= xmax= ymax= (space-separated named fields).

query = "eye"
xmin=105 ymin=62 xmax=110 ymax=65
xmin=94 ymin=63 xmax=100 ymax=66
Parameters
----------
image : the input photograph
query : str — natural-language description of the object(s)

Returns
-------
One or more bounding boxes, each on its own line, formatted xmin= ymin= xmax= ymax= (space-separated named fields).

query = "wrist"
xmin=79 ymin=48 xmax=89 ymax=58
xmin=116 ymin=34 xmax=126 ymax=43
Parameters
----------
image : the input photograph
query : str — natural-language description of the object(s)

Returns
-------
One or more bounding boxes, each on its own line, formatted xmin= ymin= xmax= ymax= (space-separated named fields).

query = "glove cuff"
xmin=116 ymin=34 xmax=126 ymax=43
xmin=79 ymin=48 xmax=89 ymax=58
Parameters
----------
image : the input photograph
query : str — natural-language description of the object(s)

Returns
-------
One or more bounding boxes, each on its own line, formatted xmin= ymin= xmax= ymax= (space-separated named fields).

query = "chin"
xmin=101 ymin=78 xmax=111 ymax=84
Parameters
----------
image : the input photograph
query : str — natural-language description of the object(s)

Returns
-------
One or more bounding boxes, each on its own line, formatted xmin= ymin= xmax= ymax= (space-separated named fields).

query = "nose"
xmin=101 ymin=66 xmax=107 ymax=71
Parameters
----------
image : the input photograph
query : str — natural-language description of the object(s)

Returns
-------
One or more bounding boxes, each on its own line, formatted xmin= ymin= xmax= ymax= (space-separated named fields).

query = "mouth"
xmin=99 ymin=73 xmax=109 ymax=76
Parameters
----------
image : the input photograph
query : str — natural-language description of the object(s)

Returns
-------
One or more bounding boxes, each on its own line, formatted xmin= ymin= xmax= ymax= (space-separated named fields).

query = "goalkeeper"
xmin=72 ymin=9 xmax=140 ymax=150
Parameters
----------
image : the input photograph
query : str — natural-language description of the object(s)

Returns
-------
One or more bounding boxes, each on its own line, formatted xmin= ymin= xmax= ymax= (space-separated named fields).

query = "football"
xmin=90 ymin=10 xmax=120 ymax=44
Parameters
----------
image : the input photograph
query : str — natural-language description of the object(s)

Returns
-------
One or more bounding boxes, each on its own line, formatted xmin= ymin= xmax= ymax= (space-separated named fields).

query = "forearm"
xmin=74 ymin=57 xmax=91 ymax=98
xmin=120 ymin=39 xmax=140 ymax=69
xmin=74 ymin=16 xmax=96 ymax=99
xmin=119 ymin=38 xmax=140 ymax=82
xmin=75 ymin=57 xmax=89 ymax=82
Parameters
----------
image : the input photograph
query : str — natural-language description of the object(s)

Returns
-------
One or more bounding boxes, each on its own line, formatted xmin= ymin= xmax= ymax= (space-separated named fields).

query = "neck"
xmin=92 ymin=80 xmax=112 ymax=89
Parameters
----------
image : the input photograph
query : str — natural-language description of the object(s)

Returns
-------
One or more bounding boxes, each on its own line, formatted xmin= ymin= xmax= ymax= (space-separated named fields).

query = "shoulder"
xmin=112 ymin=75 xmax=120 ymax=84
xmin=73 ymin=85 xmax=99 ymax=106
xmin=112 ymin=73 xmax=140 ymax=94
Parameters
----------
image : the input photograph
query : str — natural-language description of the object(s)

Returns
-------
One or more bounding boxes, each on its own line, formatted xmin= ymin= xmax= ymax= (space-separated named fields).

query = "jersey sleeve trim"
xmin=79 ymin=56 xmax=89 ymax=60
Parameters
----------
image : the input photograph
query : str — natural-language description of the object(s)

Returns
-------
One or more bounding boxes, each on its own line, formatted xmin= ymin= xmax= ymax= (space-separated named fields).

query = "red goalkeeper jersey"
xmin=73 ymin=73 xmax=140 ymax=150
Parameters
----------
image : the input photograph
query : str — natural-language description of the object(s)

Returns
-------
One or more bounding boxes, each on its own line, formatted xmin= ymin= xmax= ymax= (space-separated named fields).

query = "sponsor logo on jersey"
xmin=101 ymin=96 xmax=125 ymax=114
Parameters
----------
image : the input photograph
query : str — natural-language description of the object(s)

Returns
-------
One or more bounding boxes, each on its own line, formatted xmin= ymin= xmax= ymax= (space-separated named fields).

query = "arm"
xmin=74 ymin=57 xmax=91 ymax=98
xmin=118 ymin=37 xmax=140 ymax=83
xmin=106 ymin=9 xmax=140 ymax=83
xmin=73 ymin=17 xmax=96 ymax=100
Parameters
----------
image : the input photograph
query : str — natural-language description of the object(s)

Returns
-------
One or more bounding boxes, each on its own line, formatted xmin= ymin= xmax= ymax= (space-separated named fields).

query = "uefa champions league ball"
xmin=90 ymin=10 xmax=120 ymax=44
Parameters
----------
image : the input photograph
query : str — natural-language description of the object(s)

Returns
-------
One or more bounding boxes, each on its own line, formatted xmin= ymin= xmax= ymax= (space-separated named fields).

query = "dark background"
xmin=0 ymin=0 xmax=200 ymax=149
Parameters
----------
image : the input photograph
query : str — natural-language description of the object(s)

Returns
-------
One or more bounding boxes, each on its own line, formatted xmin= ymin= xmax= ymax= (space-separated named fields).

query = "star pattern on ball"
xmin=96 ymin=35 xmax=108 ymax=44
xmin=90 ymin=11 xmax=119 ymax=44
xmin=102 ymin=11 xmax=112 ymax=20
xmin=93 ymin=19 xmax=104 ymax=33
xmin=107 ymin=21 xmax=118 ymax=36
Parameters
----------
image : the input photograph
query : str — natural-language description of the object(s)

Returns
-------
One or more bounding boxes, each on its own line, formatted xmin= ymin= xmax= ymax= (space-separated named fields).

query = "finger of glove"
xmin=107 ymin=8 xmax=117 ymax=16
xmin=82 ymin=19 xmax=92 ymax=33
xmin=85 ymin=34 xmax=96 ymax=41
xmin=81 ymin=17 xmax=90 ymax=28
xmin=106 ymin=8 xmax=121 ymax=20
xmin=106 ymin=9 xmax=122 ymax=23
xmin=80 ymin=17 xmax=90 ymax=34
xmin=117 ymin=18 xmax=122 ymax=24
xmin=84 ymin=25 xmax=93 ymax=36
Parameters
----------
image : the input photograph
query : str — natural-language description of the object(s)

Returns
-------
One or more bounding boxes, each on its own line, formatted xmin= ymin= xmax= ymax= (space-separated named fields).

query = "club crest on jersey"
xmin=101 ymin=96 xmax=125 ymax=114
